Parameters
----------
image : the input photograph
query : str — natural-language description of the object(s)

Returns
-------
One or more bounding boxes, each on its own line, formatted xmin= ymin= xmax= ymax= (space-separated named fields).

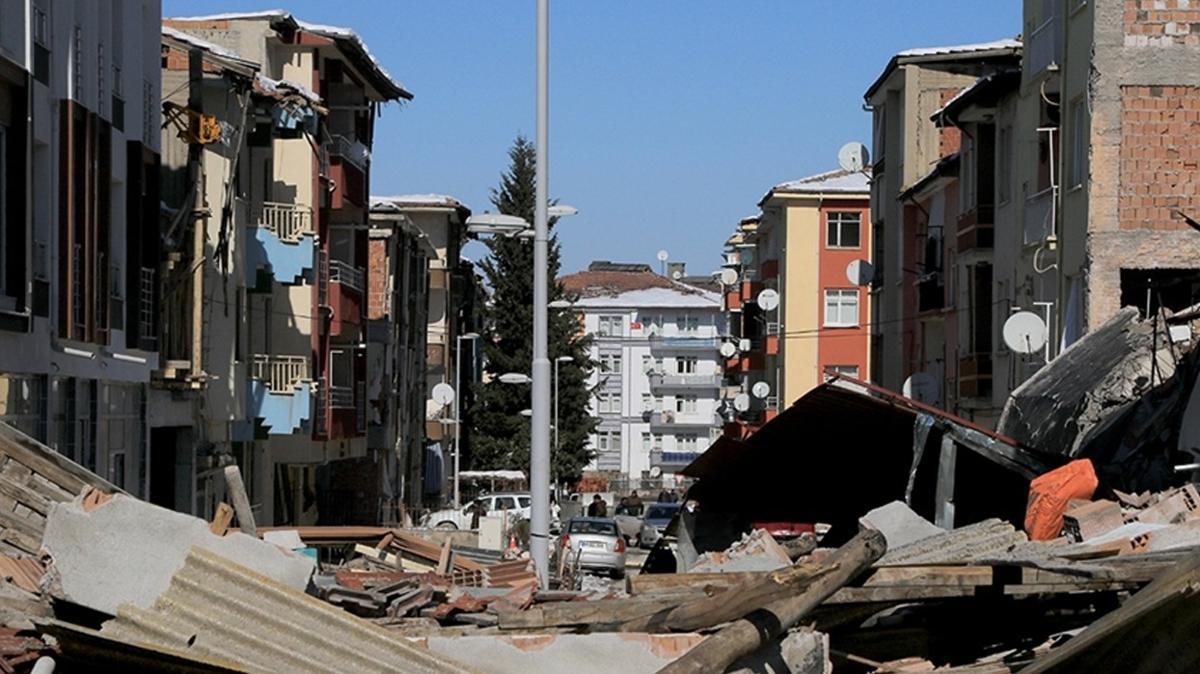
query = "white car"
xmin=423 ymin=492 xmax=533 ymax=530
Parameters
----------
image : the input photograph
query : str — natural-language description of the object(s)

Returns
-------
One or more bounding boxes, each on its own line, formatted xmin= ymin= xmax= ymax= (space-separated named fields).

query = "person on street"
xmin=587 ymin=494 xmax=607 ymax=517
xmin=627 ymin=490 xmax=643 ymax=509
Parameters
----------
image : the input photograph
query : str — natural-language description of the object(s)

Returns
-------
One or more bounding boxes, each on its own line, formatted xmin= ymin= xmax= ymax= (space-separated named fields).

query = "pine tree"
xmin=468 ymin=136 xmax=597 ymax=483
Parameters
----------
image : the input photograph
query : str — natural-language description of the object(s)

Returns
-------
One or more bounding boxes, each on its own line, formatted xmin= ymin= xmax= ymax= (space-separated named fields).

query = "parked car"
xmin=422 ymin=492 xmax=533 ymax=530
xmin=613 ymin=502 xmax=645 ymax=543
xmin=558 ymin=517 xmax=626 ymax=578
xmin=638 ymin=502 xmax=681 ymax=548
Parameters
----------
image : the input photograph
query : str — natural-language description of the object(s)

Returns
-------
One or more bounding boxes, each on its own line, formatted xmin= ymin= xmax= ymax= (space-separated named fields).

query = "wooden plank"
xmin=436 ymin=538 xmax=453 ymax=576
xmin=354 ymin=544 xmax=402 ymax=569
xmin=629 ymin=571 xmax=764 ymax=596
xmin=208 ymin=503 xmax=234 ymax=536
xmin=863 ymin=565 xmax=993 ymax=587
xmin=827 ymin=585 xmax=977 ymax=604
xmin=0 ymin=422 xmax=118 ymax=494
xmin=498 ymin=597 xmax=681 ymax=630
xmin=223 ymin=466 xmax=256 ymax=537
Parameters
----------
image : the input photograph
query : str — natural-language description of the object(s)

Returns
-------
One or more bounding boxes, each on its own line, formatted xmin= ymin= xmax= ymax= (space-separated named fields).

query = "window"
xmin=675 ymin=395 xmax=697 ymax=414
xmin=652 ymin=394 xmax=663 ymax=412
xmin=33 ymin=7 xmax=49 ymax=46
xmin=1068 ymin=98 xmax=1086 ymax=188
xmin=596 ymin=430 xmax=622 ymax=452
xmin=677 ymin=434 xmax=698 ymax=452
xmin=517 ymin=496 xmax=532 ymax=508
xmin=493 ymin=496 xmax=516 ymax=511
xmin=675 ymin=314 xmax=700 ymax=333
xmin=598 ymin=391 xmax=621 ymax=415
xmin=598 ymin=315 xmax=623 ymax=337
xmin=641 ymin=393 xmax=652 ymax=411
xmin=676 ymin=357 xmax=697 ymax=375
xmin=823 ymin=289 xmax=860 ymax=327
xmin=998 ymin=126 xmax=1013 ymax=203
xmin=826 ymin=212 xmax=862 ymax=248
xmin=330 ymin=349 xmax=353 ymax=388
xmin=642 ymin=432 xmax=653 ymax=451
xmin=600 ymin=353 xmax=621 ymax=373
xmin=641 ymin=354 xmax=656 ymax=373
xmin=824 ymin=365 xmax=860 ymax=381
xmin=641 ymin=313 xmax=663 ymax=332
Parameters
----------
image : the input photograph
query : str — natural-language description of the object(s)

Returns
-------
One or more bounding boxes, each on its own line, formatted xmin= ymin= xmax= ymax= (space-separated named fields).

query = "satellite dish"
xmin=738 ymin=338 xmax=752 ymax=352
xmin=902 ymin=373 xmax=940 ymax=404
xmin=649 ymin=467 xmax=662 ymax=478
xmin=1002 ymin=311 xmax=1048 ymax=354
xmin=757 ymin=289 xmax=780 ymax=311
xmin=719 ymin=342 xmax=737 ymax=358
xmin=672 ymin=270 xmax=683 ymax=280
xmin=719 ymin=268 xmax=738 ymax=285
xmin=846 ymin=259 xmax=875 ymax=286
xmin=751 ymin=381 xmax=771 ymax=399
xmin=838 ymin=141 xmax=870 ymax=173
xmin=733 ymin=393 xmax=751 ymax=412
xmin=656 ymin=250 xmax=669 ymax=262
xmin=431 ymin=383 xmax=456 ymax=406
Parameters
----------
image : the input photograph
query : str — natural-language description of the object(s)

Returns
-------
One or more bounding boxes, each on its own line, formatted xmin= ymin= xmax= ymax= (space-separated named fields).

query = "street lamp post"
xmin=531 ymin=0 xmax=552 ymax=589
xmin=452 ymin=332 xmax=481 ymax=508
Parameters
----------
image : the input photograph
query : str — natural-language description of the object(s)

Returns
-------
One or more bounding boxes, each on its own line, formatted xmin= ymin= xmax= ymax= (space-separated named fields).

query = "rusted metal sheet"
xmin=99 ymin=547 xmax=479 ymax=674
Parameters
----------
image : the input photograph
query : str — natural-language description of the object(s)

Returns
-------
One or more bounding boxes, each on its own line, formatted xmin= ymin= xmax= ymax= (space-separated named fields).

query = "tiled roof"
xmin=760 ymin=168 xmax=871 ymax=205
xmin=561 ymin=269 xmax=676 ymax=297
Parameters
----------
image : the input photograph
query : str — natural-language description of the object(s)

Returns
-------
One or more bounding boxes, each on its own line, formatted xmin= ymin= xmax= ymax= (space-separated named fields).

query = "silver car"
xmin=559 ymin=517 xmax=626 ymax=578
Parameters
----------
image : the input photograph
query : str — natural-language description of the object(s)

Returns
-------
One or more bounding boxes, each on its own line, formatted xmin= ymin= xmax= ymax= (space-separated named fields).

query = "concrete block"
xmin=727 ymin=629 xmax=832 ymax=674
xmin=860 ymin=501 xmax=946 ymax=550
xmin=478 ymin=516 xmax=505 ymax=550
xmin=42 ymin=494 xmax=315 ymax=615
xmin=689 ymin=528 xmax=792 ymax=574
xmin=1143 ymin=520 xmax=1200 ymax=552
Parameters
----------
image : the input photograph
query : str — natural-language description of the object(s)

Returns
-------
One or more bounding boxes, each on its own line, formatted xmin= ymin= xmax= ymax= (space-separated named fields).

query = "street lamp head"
xmin=465 ymin=213 xmax=530 ymax=237
xmin=548 ymin=204 xmax=579 ymax=218
xmin=555 ymin=356 xmax=573 ymax=363
xmin=519 ymin=408 xmax=534 ymax=417
xmin=460 ymin=332 xmax=481 ymax=340
xmin=499 ymin=372 xmax=533 ymax=385
xmin=548 ymin=299 xmax=573 ymax=309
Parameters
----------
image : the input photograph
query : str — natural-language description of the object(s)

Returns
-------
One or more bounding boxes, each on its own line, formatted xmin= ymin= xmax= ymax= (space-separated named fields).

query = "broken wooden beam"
xmin=222 ymin=465 xmax=256 ymax=537
xmin=657 ymin=528 xmax=887 ymax=674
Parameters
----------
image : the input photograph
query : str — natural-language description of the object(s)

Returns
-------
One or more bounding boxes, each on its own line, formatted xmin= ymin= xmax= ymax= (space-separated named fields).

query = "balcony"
xmin=325 ymin=135 xmax=369 ymax=208
xmin=916 ymin=272 xmax=945 ymax=313
xmin=247 ymin=204 xmax=315 ymax=286
xmin=255 ymin=202 xmax=314 ymax=243
xmin=1024 ymin=186 xmax=1055 ymax=246
xmin=958 ymin=353 xmax=994 ymax=399
xmin=958 ymin=204 xmax=994 ymax=252
xmin=648 ymin=335 xmax=720 ymax=351
xmin=648 ymin=411 xmax=722 ymax=431
xmin=725 ymin=289 xmax=742 ymax=312
xmin=247 ymin=355 xmax=312 ymax=435
xmin=647 ymin=372 xmax=722 ymax=390
xmin=329 ymin=259 xmax=365 ymax=293
xmin=650 ymin=449 xmax=704 ymax=471
xmin=329 ymin=385 xmax=355 ymax=408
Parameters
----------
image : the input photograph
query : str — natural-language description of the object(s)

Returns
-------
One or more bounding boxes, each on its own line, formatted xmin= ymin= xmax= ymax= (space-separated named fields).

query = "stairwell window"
xmin=675 ymin=357 xmax=697 ymax=375
xmin=826 ymin=212 xmax=861 ymax=248
xmin=598 ymin=391 xmax=621 ymax=415
xmin=824 ymin=289 xmax=860 ymax=327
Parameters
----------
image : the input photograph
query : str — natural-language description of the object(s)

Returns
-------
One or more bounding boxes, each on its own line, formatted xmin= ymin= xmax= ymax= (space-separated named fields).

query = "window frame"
xmin=675 ymin=356 xmax=698 ymax=375
xmin=825 ymin=211 xmax=862 ymax=249
xmin=823 ymin=289 xmax=860 ymax=328
xmin=675 ymin=395 xmax=698 ymax=414
xmin=1068 ymin=97 xmax=1086 ymax=189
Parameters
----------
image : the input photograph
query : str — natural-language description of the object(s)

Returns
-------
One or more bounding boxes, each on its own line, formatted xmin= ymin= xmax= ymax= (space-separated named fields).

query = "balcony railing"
xmin=329 ymin=259 xmax=365 ymax=293
xmin=766 ymin=322 xmax=781 ymax=336
xmin=649 ymin=335 xmax=720 ymax=351
xmin=325 ymin=135 xmax=370 ymax=172
xmin=139 ymin=267 xmax=156 ymax=349
xmin=251 ymin=354 xmax=309 ymax=394
xmin=648 ymin=411 xmax=722 ymax=430
xmin=1024 ymin=186 xmax=1055 ymax=246
xmin=647 ymin=372 xmax=722 ymax=389
xmin=650 ymin=449 xmax=703 ymax=468
xmin=329 ymin=384 xmax=355 ymax=408
xmin=254 ymin=202 xmax=314 ymax=243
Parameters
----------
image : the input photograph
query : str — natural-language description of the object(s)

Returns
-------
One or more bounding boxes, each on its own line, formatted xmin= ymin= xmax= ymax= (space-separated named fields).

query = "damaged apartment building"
xmin=0 ymin=0 xmax=162 ymax=494
xmin=153 ymin=12 xmax=412 ymax=525
xmin=865 ymin=0 xmax=1200 ymax=426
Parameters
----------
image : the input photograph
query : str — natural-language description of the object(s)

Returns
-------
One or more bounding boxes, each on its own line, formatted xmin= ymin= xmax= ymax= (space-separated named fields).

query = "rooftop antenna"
xmin=838 ymin=141 xmax=871 ymax=175
xmin=656 ymin=249 xmax=669 ymax=276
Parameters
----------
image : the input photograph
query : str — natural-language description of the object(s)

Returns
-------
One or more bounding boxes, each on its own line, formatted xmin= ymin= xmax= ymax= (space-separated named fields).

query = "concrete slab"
xmin=860 ymin=501 xmax=946 ymax=550
xmin=42 ymin=494 xmax=315 ymax=615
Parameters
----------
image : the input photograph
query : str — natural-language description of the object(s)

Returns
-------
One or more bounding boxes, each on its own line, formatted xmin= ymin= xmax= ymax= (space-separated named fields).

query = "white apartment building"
xmin=562 ymin=262 xmax=726 ymax=483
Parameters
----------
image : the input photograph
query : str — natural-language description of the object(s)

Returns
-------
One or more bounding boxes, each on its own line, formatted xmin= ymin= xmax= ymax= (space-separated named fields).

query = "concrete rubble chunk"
xmin=42 ymin=493 xmax=315 ymax=615
xmin=1133 ymin=484 xmax=1200 ymax=524
xmin=859 ymin=501 xmax=946 ymax=550
xmin=877 ymin=519 xmax=1027 ymax=566
xmin=1063 ymin=500 xmax=1124 ymax=542
xmin=689 ymin=528 xmax=793 ymax=574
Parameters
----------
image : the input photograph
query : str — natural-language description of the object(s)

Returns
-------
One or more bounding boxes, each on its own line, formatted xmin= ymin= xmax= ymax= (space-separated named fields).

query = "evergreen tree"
xmin=468 ymin=136 xmax=597 ymax=483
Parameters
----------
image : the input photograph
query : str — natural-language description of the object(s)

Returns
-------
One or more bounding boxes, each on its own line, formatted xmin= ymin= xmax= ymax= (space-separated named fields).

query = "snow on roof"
xmin=896 ymin=38 xmax=1022 ymax=58
xmin=161 ymin=26 xmax=258 ymax=69
xmin=166 ymin=10 xmax=411 ymax=100
xmin=371 ymin=194 xmax=468 ymax=210
xmin=573 ymin=285 xmax=722 ymax=309
xmin=254 ymin=73 xmax=322 ymax=106
xmin=762 ymin=168 xmax=870 ymax=204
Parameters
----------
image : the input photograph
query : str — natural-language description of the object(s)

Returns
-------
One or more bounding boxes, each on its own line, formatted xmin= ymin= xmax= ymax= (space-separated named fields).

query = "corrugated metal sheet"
xmin=99 ymin=546 xmax=479 ymax=674
xmin=41 ymin=619 xmax=254 ymax=673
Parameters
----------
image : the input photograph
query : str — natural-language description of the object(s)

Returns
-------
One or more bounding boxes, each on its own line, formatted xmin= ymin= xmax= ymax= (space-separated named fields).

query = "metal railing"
xmin=647 ymin=372 xmax=722 ymax=389
xmin=329 ymin=259 xmax=365 ymax=292
xmin=766 ymin=322 xmax=781 ymax=336
xmin=648 ymin=335 xmax=721 ymax=350
xmin=1024 ymin=186 xmax=1055 ymax=246
xmin=329 ymin=385 xmax=355 ymax=408
xmin=254 ymin=202 xmax=314 ymax=243
xmin=139 ymin=267 xmax=155 ymax=346
xmin=251 ymin=354 xmax=310 ymax=393
xmin=325 ymin=135 xmax=370 ymax=171
xmin=648 ymin=411 xmax=722 ymax=429
xmin=650 ymin=449 xmax=704 ymax=468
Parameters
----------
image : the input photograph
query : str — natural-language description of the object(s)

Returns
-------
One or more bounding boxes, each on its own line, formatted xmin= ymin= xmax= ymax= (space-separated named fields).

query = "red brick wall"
xmin=938 ymin=89 xmax=962 ymax=157
xmin=367 ymin=239 xmax=389 ymax=319
xmin=1125 ymin=0 xmax=1200 ymax=45
xmin=1119 ymin=85 xmax=1200 ymax=230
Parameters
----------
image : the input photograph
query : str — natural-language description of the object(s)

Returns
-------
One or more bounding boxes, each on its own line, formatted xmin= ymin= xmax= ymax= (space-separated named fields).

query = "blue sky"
xmin=164 ymin=1 xmax=1021 ymax=277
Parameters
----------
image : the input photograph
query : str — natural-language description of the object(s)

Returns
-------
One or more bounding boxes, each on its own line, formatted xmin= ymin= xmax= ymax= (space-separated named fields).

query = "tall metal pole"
xmin=530 ymin=0 xmax=552 ymax=589
xmin=452 ymin=336 xmax=463 ymax=508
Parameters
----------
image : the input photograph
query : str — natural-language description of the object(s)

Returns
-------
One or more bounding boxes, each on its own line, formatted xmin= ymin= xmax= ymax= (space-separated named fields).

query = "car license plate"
xmin=582 ymin=541 xmax=605 ymax=548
